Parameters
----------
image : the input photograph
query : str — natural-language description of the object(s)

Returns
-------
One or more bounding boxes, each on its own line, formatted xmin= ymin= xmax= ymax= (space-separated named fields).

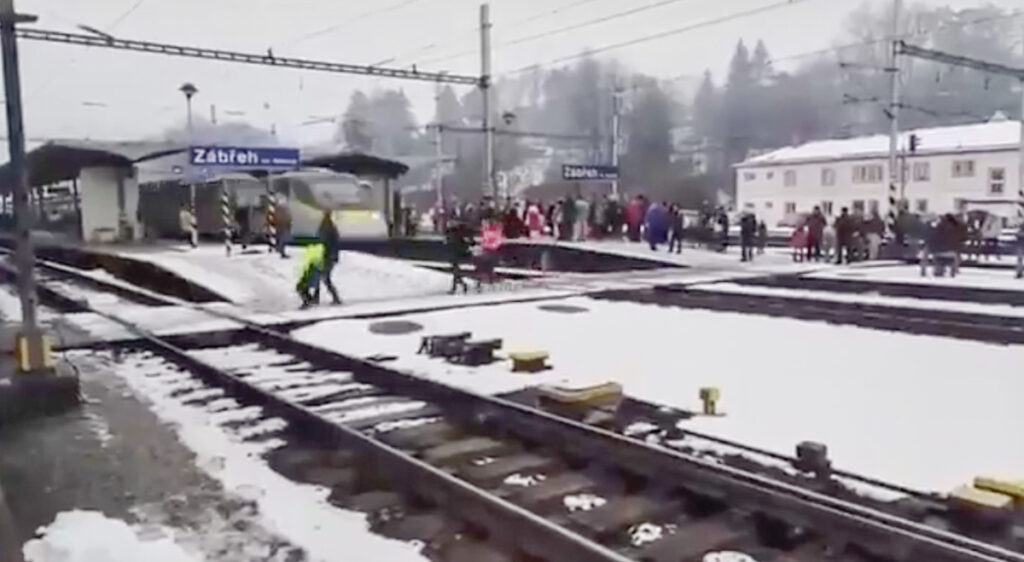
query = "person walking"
xmin=739 ymin=208 xmax=757 ymax=262
xmin=645 ymin=201 xmax=669 ymax=251
xmin=560 ymin=195 xmax=577 ymax=242
xmin=316 ymin=212 xmax=342 ymax=305
xmin=477 ymin=217 xmax=505 ymax=289
xmin=445 ymin=219 xmax=474 ymax=294
xmin=526 ymin=201 xmax=543 ymax=239
xmin=863 ymin=210 xmax=885 ymax=260
xmin=296 ymin=243 xmax=325 ymax=309
xmin=178 ymin=204 xmax=195 ymax=246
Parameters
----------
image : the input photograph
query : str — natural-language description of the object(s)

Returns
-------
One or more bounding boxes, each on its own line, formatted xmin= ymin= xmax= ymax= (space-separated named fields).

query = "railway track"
xmin=591 ymin=283 xmax=1024 ymax=346
xmin=7 ymin=257 xmax=1024 ymax=561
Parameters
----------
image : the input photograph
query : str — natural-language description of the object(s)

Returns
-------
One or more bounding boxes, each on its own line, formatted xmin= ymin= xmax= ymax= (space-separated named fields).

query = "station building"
xmin=735 ymin=118 xmax=1022 ymax=227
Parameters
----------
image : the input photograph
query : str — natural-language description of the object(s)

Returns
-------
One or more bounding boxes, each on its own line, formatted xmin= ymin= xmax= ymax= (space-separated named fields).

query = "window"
xmin=784 ymin=170 xmax=797 ymax=187
xmin=743 ymin=172 xmax=756 ymax=181
xmin=821 ymin=168 xmax=835 ymax=186
xmin=852 ymin=200 xmax=866 ymax=213
xmin=767 ymin=171 xmax=775 ymax=180
xmin=989 ymin=167 xmax=1005 ymax=195
xmin=784 ymin=202 xmax=797 ymax=214
xmin=764 ymin=201 xmax=774 ymax=209
xmin=952 ymin=159 xmax=976 ymax=178
xmin=853 ymin=164 xmax=884 ymax=184
xmin=869 ymin=200 xmax=880 ymax=214
xmin=915 ymin=199 xmax=928 ymax=213
xmin=912 ymin=161 xmax=930 ymax=182
xmin=820 ymin=201 xmax=833 ymax=215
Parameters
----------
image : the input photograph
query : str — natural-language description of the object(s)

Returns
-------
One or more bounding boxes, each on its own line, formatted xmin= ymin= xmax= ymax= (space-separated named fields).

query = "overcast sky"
xmin=10 ymin=0 xmax=1022 ymax=147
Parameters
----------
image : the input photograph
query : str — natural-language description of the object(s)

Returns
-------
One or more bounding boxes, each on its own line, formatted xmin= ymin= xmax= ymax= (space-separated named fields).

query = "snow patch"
xmin=23 ymin=510 xmax=199 ymax=562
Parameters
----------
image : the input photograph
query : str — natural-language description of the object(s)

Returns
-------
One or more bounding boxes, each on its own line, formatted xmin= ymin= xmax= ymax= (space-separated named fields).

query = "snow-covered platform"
xmin=292 ymin=296 xmax=1024 ymax=494
xmin=807 ymin=263 xmax=1024 ymax=293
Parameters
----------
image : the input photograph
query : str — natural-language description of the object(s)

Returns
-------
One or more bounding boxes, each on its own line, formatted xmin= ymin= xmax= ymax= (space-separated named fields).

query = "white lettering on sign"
xmin=192 ymin=147 xmax=265 ymax=166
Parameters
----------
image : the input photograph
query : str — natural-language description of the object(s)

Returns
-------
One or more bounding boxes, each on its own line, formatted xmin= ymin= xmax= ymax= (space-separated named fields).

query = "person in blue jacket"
xmin=645 ymin=201 xmax=670 ymax=251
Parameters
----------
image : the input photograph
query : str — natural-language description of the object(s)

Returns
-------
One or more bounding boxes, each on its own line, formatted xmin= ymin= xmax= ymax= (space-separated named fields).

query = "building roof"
xmin=301 ymin=148 xmax=410 ymax=179
xmin=737 ymin=120 xmax=1022 ymax=168
xmin=0 ymin=140 xmax=186 ymax=193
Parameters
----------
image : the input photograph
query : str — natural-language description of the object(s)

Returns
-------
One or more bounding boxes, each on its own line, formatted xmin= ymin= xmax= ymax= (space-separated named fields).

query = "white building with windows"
xmin=735 ymin=120 xmax=1022 ymax=227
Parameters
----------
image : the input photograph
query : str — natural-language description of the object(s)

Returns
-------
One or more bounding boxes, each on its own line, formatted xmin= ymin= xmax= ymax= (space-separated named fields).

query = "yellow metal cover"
xmin=950 ymin=485 xmax=1013 ymax=509
xmin=974 ymin=477 xmax=1024 ymax=500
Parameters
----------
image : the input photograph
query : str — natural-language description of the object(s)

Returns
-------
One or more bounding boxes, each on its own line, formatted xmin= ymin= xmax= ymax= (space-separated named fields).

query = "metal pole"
xmin=886 ymin=0 xmax=903 ymax=236
xmin=0 ymin=0 xmax=46 ymax=370
xmin=434 ymin=123 xmax=444 ymax=215
xmin=480 ymin=3 xmax=494 ymax=199
xmin=186 ymin=94 xmax=198 ymax=248
xmin=611 ymin=89 xmax=622 ymax=198
xmin=1017 ymin=32 xmax=1024 ymax=278
xmin=221 ymin=181 xmax=231 ymax=256
xmin=265 ymin=174 xmax=277 ymax=254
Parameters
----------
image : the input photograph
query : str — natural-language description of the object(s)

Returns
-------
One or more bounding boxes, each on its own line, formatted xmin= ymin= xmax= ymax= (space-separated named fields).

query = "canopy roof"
xmin=0 ymin=140 xmax=186 ymax=193
xmin=301 ymin=150 xmax=410 ymax=179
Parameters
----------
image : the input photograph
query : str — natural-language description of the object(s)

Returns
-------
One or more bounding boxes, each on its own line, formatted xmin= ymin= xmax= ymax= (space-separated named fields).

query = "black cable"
xmin=383 ymin=0 xmax=608 ymax=67
xmin=280 ymin=0 xmax=429 ymax=48
xmin=413 ymin=0 xmax=699 ymax=67
xmin=502 ymin=0 xmax=816 ymax=77
xmin=107 ymin=0 xmax=148 ymax=32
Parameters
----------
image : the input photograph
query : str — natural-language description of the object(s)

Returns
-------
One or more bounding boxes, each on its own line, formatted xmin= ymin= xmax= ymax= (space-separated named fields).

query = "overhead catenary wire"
xmin=411 ymin=0 xmax=699 ymax=68
xmin=381 ymin=0 xmax=607 ymax=67
xmin=501 ymin=0 xmax=817 ymax=77
xmin=278 ymin=0 xmax=430 ymax=48
xmin=106 ymin=0 xmax=148 ymax=32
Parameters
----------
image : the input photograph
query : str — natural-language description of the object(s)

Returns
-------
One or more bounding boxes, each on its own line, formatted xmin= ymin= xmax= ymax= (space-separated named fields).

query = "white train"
xmin=274 ymin=170 xmax=389 ymax=239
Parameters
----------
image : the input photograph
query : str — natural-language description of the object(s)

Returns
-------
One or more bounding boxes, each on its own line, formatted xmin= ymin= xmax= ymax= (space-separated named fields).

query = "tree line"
xmin=334 ymin=2 xmax=1023 ymax=207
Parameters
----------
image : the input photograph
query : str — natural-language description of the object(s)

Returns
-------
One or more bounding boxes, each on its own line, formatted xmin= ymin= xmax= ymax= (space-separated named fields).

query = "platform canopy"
xmin=0 ymin=139 xmax=187 ymax=193
xmin=301 ymin=148 xmax=410 ymax=180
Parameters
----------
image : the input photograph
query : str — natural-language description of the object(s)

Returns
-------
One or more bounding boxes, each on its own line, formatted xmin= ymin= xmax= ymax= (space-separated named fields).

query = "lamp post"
xmin=180 ymin=82 xmax=198 ymax=248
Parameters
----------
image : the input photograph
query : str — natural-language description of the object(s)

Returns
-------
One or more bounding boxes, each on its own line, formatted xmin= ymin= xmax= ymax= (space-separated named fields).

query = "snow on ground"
xmin=94 ymin=350 xmax=427 ymax=562
xmin=22 ymin=510 xmax=199 ymax=562
xmin=808 ymin=264 xmax=1024 ymax=292
xmin=117 ymin=246 xmax=453 ymax=312
xmin=293 ymin=297 xmax=1024 ymax=493
xmin=691 ymin=282 xmax=1024 ymax=318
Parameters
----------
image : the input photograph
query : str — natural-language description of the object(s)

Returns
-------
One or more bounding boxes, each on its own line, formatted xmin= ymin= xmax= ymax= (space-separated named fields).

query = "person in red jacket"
xmin=476 ymin=218 xmax=505 ymax=289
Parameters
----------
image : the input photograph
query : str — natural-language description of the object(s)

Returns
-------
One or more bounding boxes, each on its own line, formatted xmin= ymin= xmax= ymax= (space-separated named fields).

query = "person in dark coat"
xmin=806 ymin=206 xmax=827 ymax=261
xmin=560 ymin=196 xmax=577 ymax=241
xmin=739 ymin=209 xmax=757 ymax=262
xmin=756 ymin=220 xmax=768 ymax=255
xmin=668 ymin=205 xmax=684 ymax=254
xmin=316 ymin=212 xmax=343 ymax=305
xmin=445 ymin=220 xmax=475 ymax=294
xmin=834 ymin=208 xmax=854 ymax=265
xmin=716 ymin=208 xmax=730 ymax=252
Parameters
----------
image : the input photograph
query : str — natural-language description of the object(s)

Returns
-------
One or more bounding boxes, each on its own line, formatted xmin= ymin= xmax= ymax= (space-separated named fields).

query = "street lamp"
xmin=180 ymin=82 xmax=198 ymax=248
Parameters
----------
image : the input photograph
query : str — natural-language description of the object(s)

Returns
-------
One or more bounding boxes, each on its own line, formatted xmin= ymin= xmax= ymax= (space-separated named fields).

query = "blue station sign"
xmin=189 ymin=146 xmax=300 ymax=169
xmin=562 ymin=164 xmax=619 ymax=181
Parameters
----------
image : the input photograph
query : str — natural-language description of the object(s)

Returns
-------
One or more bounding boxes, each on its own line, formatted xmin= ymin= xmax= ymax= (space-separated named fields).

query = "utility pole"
xmin=1018 ymin=28 xmax=1024 ymax=278
xmin=0 ymin=0 xmax=47 ymax=373
xmin=479 ymin=3 xmax=494 ymax=199
xmin=893 ymin=37 xmax=1024 ymax=275
xmin=611 ymin=89 xmax=623 ymax=198
xmin=180 ymin=82 xmax=198 ymax=249
xmin=886 ymin=0 xmax=903 ymax=235
xmin=434 ymin=124 xmax=443 ymax=210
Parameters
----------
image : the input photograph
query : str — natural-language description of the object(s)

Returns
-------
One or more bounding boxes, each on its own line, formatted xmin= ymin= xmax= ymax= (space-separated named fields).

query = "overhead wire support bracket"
xmin=15 ymin=28 xmax=481 ymax=86
xmin=897 ymin=40 xmax=1024 ymax=80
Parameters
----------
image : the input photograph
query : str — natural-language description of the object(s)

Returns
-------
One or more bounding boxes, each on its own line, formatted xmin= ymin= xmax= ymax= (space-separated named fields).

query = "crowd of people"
xmin=431 ymin=194 xmax=771 ymax=260
xmin=788 ymin=206 xmax=887 ymax=264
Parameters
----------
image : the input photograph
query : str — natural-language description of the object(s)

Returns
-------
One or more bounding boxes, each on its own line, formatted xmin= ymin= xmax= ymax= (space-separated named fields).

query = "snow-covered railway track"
xmin=594 ymin=285 xmax=1024 ymax=345
xmin=13 ymin=253 xmax=1024 ymax=561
